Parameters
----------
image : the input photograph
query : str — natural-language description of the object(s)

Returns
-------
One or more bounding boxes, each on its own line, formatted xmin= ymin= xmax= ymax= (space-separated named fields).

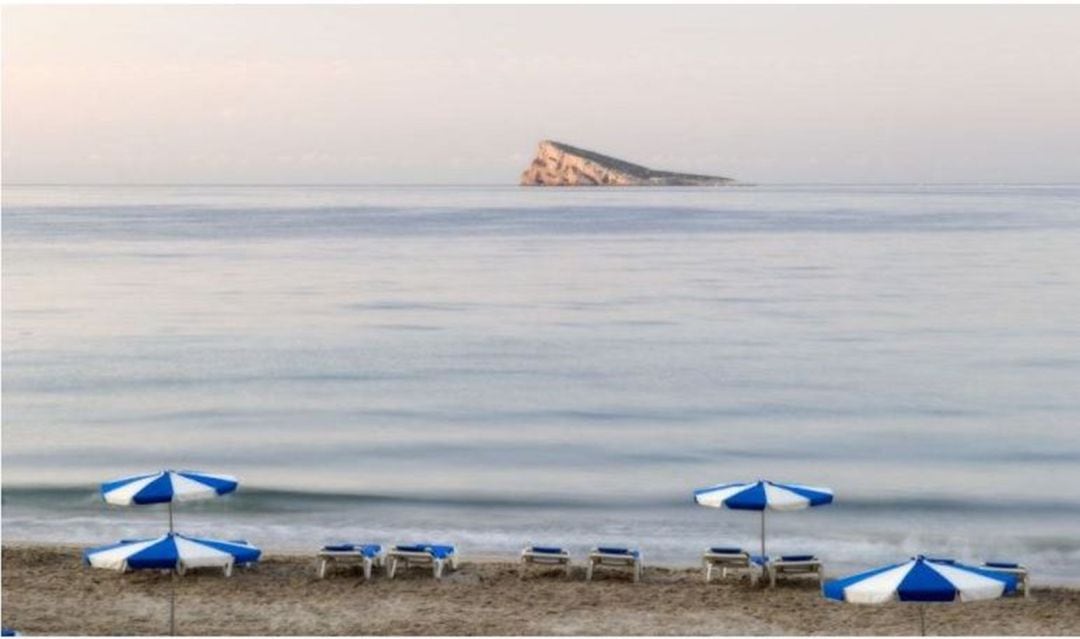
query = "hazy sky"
xmin=4 ymin=5 xmax=1079 ymax=184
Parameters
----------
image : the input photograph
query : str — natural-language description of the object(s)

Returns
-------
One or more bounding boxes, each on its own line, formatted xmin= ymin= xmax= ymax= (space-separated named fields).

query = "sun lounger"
xmin=519 ymin=546 xmax=572 ymax=579
xmin=317 ymin=544 xmax=384 ymax=580
xmin=764 ymin=554 xmax=823 ymax=587
xmin=386 ymin=544 xmax=458 ymax=579
xmin=702 ymin=547 xmax=765 ymax=585
xmin=586 ymin=546 xmax=643 ymax=583
xmin=983 ymin=561 xmax=1030 ymax=597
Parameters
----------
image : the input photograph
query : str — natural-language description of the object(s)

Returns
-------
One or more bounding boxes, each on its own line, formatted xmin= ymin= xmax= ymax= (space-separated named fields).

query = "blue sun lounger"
xmin=386 ymin=544 xmax=458 ymax=579
xmin=316 ymin=544 xmax=384 ymax=580
xmin=519 ymin=545 xmax=572 ymax=579
xmin=702 ymin=547 xmax=765 ymax=586
xmin=983 ymin=561 xmax=1030 ymax=597
xmin=763 ymin=554 xmax=823 ymax=587
xmin=586 ymin=546 xmax=643 ymax=583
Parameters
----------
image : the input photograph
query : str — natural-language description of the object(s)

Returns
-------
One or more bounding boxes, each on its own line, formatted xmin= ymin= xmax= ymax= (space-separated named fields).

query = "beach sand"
xmin=2 ymin=545 xmax=1077 ymax=635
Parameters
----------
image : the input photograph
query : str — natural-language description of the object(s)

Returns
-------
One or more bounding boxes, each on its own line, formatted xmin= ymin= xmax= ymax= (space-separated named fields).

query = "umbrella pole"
xmin=760 ymin=509 xmax=766 ymax=558
xmin=169 ymin=502 xmax=174 ymax=533
xmin=170 ymin=568 xmax=177 ymax=636
xmin=918 ymin=605 xmax=926 ymax=636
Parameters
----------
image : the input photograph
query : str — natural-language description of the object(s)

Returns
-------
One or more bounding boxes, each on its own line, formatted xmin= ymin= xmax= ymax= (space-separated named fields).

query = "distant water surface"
xmin=3 ymin=185 xmax=1079 ymax=583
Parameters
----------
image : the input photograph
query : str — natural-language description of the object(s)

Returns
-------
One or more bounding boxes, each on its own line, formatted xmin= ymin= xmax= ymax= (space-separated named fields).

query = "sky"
xmin=3 ymin=5 xmax=1079 ymax=184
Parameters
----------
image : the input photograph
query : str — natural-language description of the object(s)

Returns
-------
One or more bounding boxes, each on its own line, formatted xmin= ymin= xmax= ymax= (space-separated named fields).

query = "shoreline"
xmin=3 ymin=545 xmax=1079 ymax=635
xmin=5 ymin=538 xmax=1079 ymax=588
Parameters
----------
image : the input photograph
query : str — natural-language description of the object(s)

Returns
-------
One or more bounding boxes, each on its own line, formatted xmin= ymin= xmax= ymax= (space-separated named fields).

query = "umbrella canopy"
xmin=101 ymin=470 xmax=238 ymax=506
xmin=824 ymin=556 xmax=1017 ymax=604
xmin=693 ymin=480 xmax=833 ymax=556
xmin=694 ymin=480 xmax=834 ymax=511
xmin=84 ymin=532 xmax=260 ymax=575
xmin=101 ymin=470 xmax=239 ymax=532
xmin=824 ymin=556 xmax=1017 ymax=635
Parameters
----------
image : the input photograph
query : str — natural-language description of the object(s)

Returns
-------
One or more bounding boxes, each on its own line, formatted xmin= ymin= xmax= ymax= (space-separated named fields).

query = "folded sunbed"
xmin=519 ymin=546 xmax=572 ymax=579
xmin=983 ymin=561 xmax=1030 ymax=598
xmin=586 ymin=546 xmax=643 ymax=583
xmin=316 ymin=543 xmax=384 ymax=580
xmin=386 ymin=543 xmax=458 ymax=579
xmin=764 ymin=554 xmax=823 ymax=587
xmin=701 ymin=547 xmax=764 ymax=585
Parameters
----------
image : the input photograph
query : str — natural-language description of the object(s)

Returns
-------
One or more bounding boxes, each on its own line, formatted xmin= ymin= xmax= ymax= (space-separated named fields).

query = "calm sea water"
xmin=3 ymin=185 xmax=1079 ymax=583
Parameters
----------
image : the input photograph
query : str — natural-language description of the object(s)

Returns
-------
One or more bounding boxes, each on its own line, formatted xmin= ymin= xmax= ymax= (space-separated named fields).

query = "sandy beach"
xmin=2 ymin=545 xmax=1078 ymax=636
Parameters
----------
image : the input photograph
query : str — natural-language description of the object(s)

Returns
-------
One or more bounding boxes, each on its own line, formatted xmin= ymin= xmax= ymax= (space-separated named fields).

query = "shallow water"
xmin=3 ymin=184 xmax=1079 ymax=583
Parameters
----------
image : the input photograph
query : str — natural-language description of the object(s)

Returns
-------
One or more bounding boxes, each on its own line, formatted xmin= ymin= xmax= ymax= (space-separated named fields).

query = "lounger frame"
xmin=586 ymin=549 xmax=642 ymax=583
xmin=701 ymin=550 xmax=761 ymax=586
xmin=519 ymin=548 xmax=572 ymax=579
xmin=173 ymin=560 xmax=234 ymax=577
xmin=317 ymin=548 xmax=385 ymax=580
xmin=386 ymin=548 xmax=459 ymax=580
xmin=764 ymin=557 xmax=823 ymax=587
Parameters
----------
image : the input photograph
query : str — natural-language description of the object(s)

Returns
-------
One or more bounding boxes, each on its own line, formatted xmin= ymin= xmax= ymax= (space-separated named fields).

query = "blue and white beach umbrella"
xmin=824 ymin=556 xmax=1017 ymax=634
xmin=84 ymin=532 xmax=260 ymax=576
xmin=102 ymin=470 xmax=238 ymax=505
xmin=693 ymin=480 xmax=834 ymax=557
xmin=85 ymin=532 xmax=259 ymax=635
xmin=101 ymin=470 xmax=238 ymax=531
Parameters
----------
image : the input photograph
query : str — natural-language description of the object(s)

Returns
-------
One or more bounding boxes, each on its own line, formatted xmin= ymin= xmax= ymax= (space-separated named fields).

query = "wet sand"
xmin=2 ymin=545 xmax=1078 ymax=635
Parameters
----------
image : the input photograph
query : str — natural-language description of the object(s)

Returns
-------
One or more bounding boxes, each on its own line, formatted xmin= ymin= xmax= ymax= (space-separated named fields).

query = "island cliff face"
xmin=520 ymin=140 xmax=736 ymax=186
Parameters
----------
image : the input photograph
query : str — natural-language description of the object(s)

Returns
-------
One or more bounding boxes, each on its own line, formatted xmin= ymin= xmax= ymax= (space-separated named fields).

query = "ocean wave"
xmin=5 ymin=485 xmax=1079 ymax=516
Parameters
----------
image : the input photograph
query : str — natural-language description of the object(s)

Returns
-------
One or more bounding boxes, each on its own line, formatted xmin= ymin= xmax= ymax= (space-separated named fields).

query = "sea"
xmin=3 ymin=184 xmax=1079 ymax=584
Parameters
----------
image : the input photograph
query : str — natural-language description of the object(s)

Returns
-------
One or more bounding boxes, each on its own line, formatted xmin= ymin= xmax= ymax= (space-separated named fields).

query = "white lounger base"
xmin=136 ymin=562 xmax=234 ymax=577
xmin=316 ymin=551 xmax=384 ymax=580
xmin=586 ymin=552 xmax=642 ymax=583
xmin=765 ymin=558 xmax=823 ymax=588
xmin=702 ymin=552 xmax=761 ymax=586
xmin=519 ymin=550 xmax=572 ymax=579
xmin=386 ymin=550 xmax=459 ymax=580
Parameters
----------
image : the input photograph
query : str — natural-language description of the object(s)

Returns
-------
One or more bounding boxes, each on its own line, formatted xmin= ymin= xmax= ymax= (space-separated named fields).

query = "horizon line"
xmin=5 ymin=181 xmax=1079 ymax=188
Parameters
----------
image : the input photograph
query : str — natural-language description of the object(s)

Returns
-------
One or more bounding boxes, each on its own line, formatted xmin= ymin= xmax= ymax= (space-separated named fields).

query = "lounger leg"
xmin=318 ymin=558 xmax=328 ymax=579
xmin=705 ymin=562 xmax=714 ymax=583
xmin=586 ymin=560 xmax=594 ymax=582
xmin=363 ymin=558 xmax=373 ymax=581
xmin=224 ymin=562 xmax=233 ymax=578
xmin=434 ymin=559 xmax=444 ymax=579
xmin=634 ymin=561 xmax=641 ymax=583
xmin=388 ymin=557 xmax=398 ymax=579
